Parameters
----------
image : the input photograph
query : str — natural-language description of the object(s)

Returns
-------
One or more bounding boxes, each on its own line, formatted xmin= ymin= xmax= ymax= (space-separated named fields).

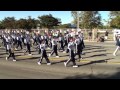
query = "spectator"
xmin=105 ymin=31 xmax=109 ymax=40
xmin=88 ymin=30 xmax=92 ymax=41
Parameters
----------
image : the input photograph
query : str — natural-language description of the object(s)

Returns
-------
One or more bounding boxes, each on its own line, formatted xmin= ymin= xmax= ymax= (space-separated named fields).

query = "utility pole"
xmin=77 ymin=11 xmax=80 ymax=31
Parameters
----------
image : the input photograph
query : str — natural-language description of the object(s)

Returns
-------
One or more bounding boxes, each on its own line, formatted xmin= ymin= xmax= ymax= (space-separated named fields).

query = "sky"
xmin=0 ymin=11 xmax=110 ymax=25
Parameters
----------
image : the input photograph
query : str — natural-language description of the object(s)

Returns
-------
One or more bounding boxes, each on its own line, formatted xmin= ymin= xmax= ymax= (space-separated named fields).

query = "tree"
xmin=16 ymin=16 xmax=39 ymax=30
xmin=0 ymin=21 xmax=5 ymax=29
xmin=80 ymin=11 xmax=101 ymax=29
xmin=38 ymin=14 xmax=61 ymax=29
xmin=16 ymin=18 xmax=28 ymax=29
xmin=56 ymin=23 xmax=71 ymax=29
xmin=110 ymin=11 xmax=120 ymax=18
xmin=110 ymin=16 xmax=120 ymax=29
xmin=71 ymin=11 xmax=78 ymax=25
xmin=2 ymin=17 xmax=17 ymax=29
xmin=71 ymin=11 xmax=83 ymax=25
xmin=27 ymin=16 xmax=38 ymax=29
xmin=109 ymin=11 xmax=120 ymax=29
xmin=71 ymin=11 xmax=102 ymax=29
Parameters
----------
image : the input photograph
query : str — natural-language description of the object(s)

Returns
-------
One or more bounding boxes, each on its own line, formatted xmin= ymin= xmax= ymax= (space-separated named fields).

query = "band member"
xmin=13 ymin=33 xmax=18 ymax=47
xmin=49 ymin=36 xmax=59 ymax=58
xmin=113 ymin=35 xmax=120 ymax=56
xmin=75 ymin=35 xmax=82 ymax=61
xmin=6 ymin=42 xmax=16 ymax=61
xmin=24 ymin=31 xmax=32 ymax=55
xmin=59 ymin=33 xmax=65 ymax=52
xmin=4 ymin=35 xmax=11 ymax=53
xmin=21 ymin=32 xmax=26 ymax=46
xmin=37 ymin=40 xmax=51 ymax=65
xmin=78 ymin=32 xmax=85 ymax=55
xmin=44 ymin=33 xmax=49 ymax=47
xmin=64 ymin=37 xmax=78 ymax=67
xmin=63 ymin=33 xmax=68 ymax=48
xmin=33 ymin=33 xmax=38 ymax=45
xmin=48 ymin=34 xmax=52 ymax=49
xmin=16 ymin=33 xmax=23 ymax=50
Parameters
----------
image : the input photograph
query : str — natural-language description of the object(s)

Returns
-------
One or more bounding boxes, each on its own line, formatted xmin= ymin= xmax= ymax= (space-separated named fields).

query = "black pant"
xmin=37 ymin=39 xmax=41 ymax=44
xmin=22 ymin=38 xmax=26 ymax=46
xmin=8 ymin=49 xmax=15 ymax=60
xmin=59 ymin=41 xmax=64 ymax=51
xmin=48 ymin=40 xmax=52 ymax=48
xmin=5 ymin=43 xmax=8 ymax=53
xmin=13 ymin=39 xmax=17 ymax=46
xmin=39 ymin=50 xmax=50 ymax=63
xmin=33 ymin=39 xmax=38 ymax=45
xmin=67 ymin=50 xmax=76 ymax=65
xmin=45 ymin=39 xmax=48 ymax=47
xmin=51 ymin=45 xmax=58 ymax=56
xmin=64 ymin=40 xmax=68 ymax=48
xmin=38 ymin=48 xmax=41 ymax=54
xmin=16 ymin=40 xmax=22 ymax=49
xmin=3 ymin=39 xmax=6 ymax=47
xmin=82 ymin=41 xmax=85 ymax=48
xmin=26 ymin=43 xmax=31 ymax=54
xmin=76 ymin=45 xmax=82 ymax=59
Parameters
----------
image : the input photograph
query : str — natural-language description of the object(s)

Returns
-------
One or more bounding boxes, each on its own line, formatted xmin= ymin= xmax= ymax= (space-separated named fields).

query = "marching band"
xmin=0 ymin=29 xmax=85 ymax=67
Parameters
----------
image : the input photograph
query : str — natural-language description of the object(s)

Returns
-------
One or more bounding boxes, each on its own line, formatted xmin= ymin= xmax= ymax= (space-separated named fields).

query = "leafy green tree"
xmin=16 ymin=16 xmax=38 ymax=30
xmin=71 ymin=11 xmax=78 ymax=25
xmin=57 ymin=23 xmax=71 ymax=29
xmin=0 ymin=21 xmax=5 ymax=29
xmin=27 ymin=16 xmax=38 ymax=29
xmin=110 ymin=16 xmax=120 ymax=29
xmin=71 ymin=11 xmax=102 ymax=29
xmin=38 ymin=14 xmax=61 ymax=29
xmin=110 ymin=11 xmax=120 ymax=17
xmin=16 ymin=18 xmax=28 ymax=29
xmin=2 ymin=17 xmax=17 ymax=29
xmin=80 ymin=11 xmax=101 ymax=29
xmin=109 ymin=11 xmax=120 ymax=29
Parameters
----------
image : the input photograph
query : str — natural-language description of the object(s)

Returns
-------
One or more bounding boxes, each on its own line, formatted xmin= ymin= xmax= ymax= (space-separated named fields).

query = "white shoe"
xmin=73 ymin=65 xmax=78 ymax=68
xmin=63 ymin=51 xmax=66 ymax=53
xmin=64 ymin=62 xmax=67 ymax=67
xmin=49 ymin=54 xmax=51 ymax=57
xmin=13 ymin=59 xmax=16 ymax=62
xmin=47 ymin=47 xmax=50 ymax=49
xmin=56 ymin=56 xmax=59 ymax=58
xmin=47 ymin=63 xmax=51 ymax=65
xmin=28 ymin=54 xmax=32 ymax=56
xmin=113 ymin=53 xmax=116 ymax=56
xmin=37 ymin=62 xmax=41 ymax=65
xmin=6 ymin=57 xmax=8 ymax=60
xmin=80 ymin=58 xmax=83 ymax=60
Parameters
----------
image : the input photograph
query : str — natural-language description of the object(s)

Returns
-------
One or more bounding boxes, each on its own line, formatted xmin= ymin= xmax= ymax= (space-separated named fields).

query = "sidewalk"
xmin=84 ymin=40 xmax=115 ymax=43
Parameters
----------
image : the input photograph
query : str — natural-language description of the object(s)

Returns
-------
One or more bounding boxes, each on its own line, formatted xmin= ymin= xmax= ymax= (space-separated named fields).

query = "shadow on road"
xmin=51 ymin=60 xmax=68 ymax=65
xmin=85 ymin=50 xmax=106 ymax=54
xmin=83 ymin=53 xmax=111 ymax=59
xmin=78 ymin=58 xmax=114 ymax=67
xmin=17 ymin=56 xmax=40 ymax=61
xmin=63 ymin=69 xmax=120 ymax=79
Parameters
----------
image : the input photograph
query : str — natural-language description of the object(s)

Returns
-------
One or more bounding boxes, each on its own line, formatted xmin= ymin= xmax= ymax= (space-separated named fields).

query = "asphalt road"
xmin=0 ymin=41 xmax=120 ymax=79
xmin=0 ymin=59 xmax=120 ymax=79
